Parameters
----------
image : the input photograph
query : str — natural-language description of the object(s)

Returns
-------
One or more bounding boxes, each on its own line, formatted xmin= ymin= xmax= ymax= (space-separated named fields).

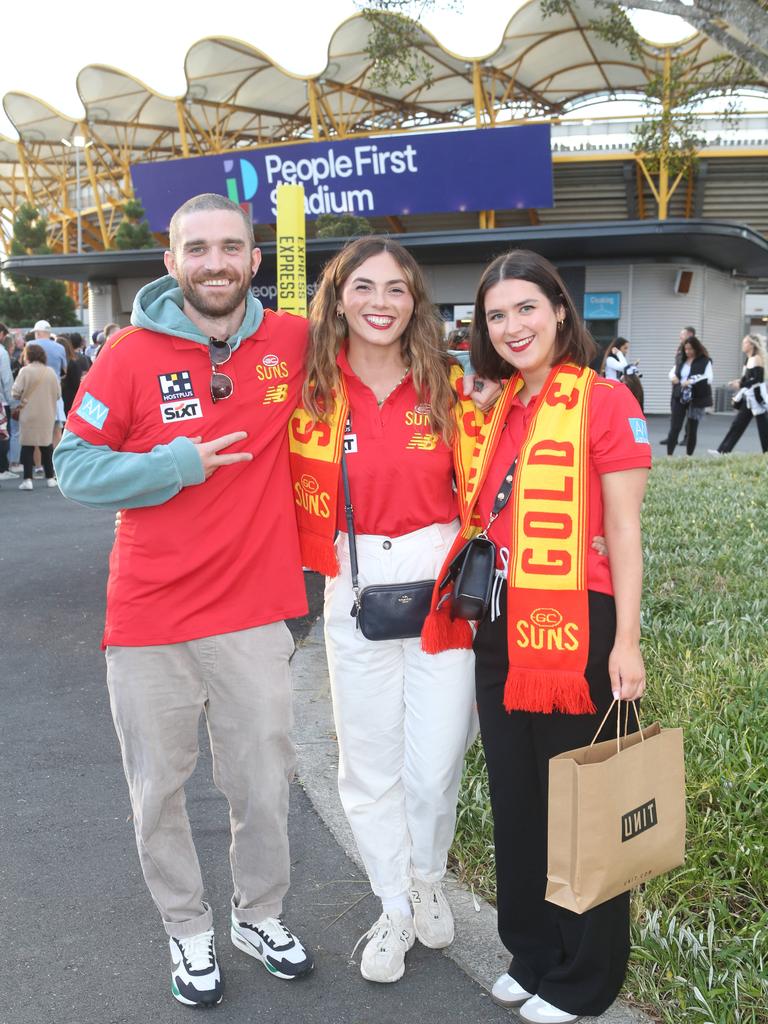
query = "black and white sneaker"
xmin=230 ymin=914 xmax=313 ymax=979
xmin=169 ymin=929 xmax=223 ymax=1008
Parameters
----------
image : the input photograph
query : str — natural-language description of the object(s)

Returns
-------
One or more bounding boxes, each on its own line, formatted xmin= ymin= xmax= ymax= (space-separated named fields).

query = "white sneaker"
xmin=355 ymin=910 xmax=415 ymax=983
xmin=0 ymin=470 xmax=19 ymax=480
xmin=707 ymin=449 xmax=722 ymax=456
xmin=169 ymin=929 xmax=222 ymax=1007
xmin=520 ymin=994 xmax=580 ymax=1023
xmin=409 ymin=878 xmax=454 ymax=948
xmin=491 ymin=972 xmax=534 ymax=1007
xmin=230 ymin=914 xmax=313 ymax=979
xmin=18 ymin=479 xmax=33 ymax=491
xmin=46 ymin=477 xmax=58 ymax=488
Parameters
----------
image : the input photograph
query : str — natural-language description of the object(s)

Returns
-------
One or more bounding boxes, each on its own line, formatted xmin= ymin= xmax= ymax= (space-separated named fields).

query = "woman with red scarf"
xmin=426 ymin=250 xmax=650 ymax=1022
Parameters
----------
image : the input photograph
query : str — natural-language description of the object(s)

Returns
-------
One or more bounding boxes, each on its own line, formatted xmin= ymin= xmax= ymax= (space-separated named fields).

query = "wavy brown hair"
xmin=305 ymin=236 xmax=456 ymax=441
xmin=470 ymin=249 xmax=597 ymax=379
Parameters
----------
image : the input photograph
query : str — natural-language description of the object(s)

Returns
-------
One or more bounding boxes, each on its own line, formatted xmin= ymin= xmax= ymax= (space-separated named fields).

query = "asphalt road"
xmin=0 ymin=486 xmax=516 ymax=1024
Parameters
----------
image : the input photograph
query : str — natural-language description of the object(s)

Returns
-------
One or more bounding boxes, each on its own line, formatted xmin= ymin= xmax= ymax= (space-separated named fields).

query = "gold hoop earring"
xmin=557 ymin=318 xmax=565 ymax=330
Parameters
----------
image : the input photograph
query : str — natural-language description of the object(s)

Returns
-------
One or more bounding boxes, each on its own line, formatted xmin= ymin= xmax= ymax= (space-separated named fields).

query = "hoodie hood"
xmin=131 ymin=275 xmax=264 ymax=349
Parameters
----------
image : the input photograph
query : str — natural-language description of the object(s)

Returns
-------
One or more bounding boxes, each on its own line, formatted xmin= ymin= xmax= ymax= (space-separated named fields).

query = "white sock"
xmin=381 ymin=893 xmax=412 ymax=919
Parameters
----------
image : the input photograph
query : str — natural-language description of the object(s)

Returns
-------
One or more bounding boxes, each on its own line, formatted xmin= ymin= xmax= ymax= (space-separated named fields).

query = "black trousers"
xmin=666 ymin=400 xmax=698 ymax=455
xmin=0 ymin=405 xmax=9 ymax=471
xmin=718 ymin=407 xmax=768 ymax=453
xmin=474 ymin=588 xmax=634 ymax=1016
xmin=21 ymin=444 xmax=54 ymax=480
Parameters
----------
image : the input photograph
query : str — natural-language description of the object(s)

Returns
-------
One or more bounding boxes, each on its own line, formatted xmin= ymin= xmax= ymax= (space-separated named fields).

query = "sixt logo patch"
xmin=621 ymin=798 xmax=658 ymax=842
xmin=78 ymin=392 xmax=110 ymax=430
xmin=161 ymin=399 xmax=203 ymax=423
xmin=628 ymin=417 xmax=649 ymax=444
xmin=158 ymin=371 xmax=194 ymax=403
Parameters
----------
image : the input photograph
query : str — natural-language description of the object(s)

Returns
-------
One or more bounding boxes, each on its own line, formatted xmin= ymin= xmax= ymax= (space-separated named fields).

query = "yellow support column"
xmin=307 ymin=81 xmax=322 ymax=141
xmin=176 ymin=100 xmax=190 ymax=158
xmin=16 ymin=143 xmax=34 ymax=203
xmin=472 ymin=62 xmax=486 ymax=128
xmin=658 ymin=48 xmax=672 ymax=221
xmin=79 ymin=124 xmax=110 ymax=248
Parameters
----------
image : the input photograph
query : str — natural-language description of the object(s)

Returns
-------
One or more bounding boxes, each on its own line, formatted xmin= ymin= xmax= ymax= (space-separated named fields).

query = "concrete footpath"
xmin=1 ymin=475 xmax=662 ymax=1023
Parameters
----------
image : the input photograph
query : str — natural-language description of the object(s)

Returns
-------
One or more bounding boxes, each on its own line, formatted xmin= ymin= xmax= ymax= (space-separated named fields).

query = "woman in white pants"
xmin=289 ymin=237 xmax=483 ymax=983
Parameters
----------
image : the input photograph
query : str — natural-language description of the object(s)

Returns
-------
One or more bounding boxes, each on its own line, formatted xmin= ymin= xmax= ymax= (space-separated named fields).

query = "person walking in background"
xmin=666 ymin=332 xmax=713 ymax=456
xmin=600 ymin=336 xmax=643 ymax=411
xmin=294 ymin=237 xmax=481 ymax=985
xmin=11 ymin=343 xmax=61 ymax=490
xmin=69 ymin=331 xmax=92 ymax=374
xmin=0 ymin=321 xmax=17 ymax=480
xmin=84 ymin=330 xmax=104 ymax=362
xmin=59 ymin=335 xmax=84 ymax=416
xmin=709 ymin=333 xmax=768 ymax=455
xmin=425 ymin=250 xmax=650 ymax=1023
xmin=31 ymin=320 xmax=67 ymax=447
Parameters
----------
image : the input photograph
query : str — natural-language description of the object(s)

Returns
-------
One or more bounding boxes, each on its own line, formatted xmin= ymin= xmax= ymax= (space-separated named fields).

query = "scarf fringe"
xmin=421 ymin=605 xmax=473 ymax=653
xmin=298 ymin=533 xmax=340 ymax=578
xmin=503 ymin=669 xmax=597 ymax=715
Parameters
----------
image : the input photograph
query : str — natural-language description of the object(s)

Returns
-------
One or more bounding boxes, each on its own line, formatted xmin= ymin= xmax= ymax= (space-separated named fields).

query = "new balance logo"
xmin=263 ymin=384 xmax=289 ymax=404
xmin=406 ymin=433 xmax=438 ymax=451
xmin=78 ymin=392 xmax=110 ymax=430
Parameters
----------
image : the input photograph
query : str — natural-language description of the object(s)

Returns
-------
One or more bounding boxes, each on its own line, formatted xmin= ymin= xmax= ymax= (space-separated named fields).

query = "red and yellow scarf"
xmin=423 ymin=362 xmax=597 ymax=715
xmin=288 ymin=362 xmax=482 ymax=581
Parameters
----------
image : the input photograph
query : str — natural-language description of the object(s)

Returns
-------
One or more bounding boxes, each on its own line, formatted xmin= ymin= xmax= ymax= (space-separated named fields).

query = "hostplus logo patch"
xmin=224 ymin=157 xmax=259 ymax=221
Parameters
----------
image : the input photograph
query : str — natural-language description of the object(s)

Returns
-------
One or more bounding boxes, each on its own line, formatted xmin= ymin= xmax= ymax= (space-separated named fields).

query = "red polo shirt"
xmin=337 ymin=349 xmax=459 ymax=537
xmin=476 ymin=378 xmax=651 ymax=595
xmin=66 ymin=311 xmax=309 ymax=646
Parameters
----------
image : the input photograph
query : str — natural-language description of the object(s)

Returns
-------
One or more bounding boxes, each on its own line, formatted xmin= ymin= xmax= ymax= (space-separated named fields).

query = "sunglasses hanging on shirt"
xmin=209 ymin=338 xmax=234 ymax=402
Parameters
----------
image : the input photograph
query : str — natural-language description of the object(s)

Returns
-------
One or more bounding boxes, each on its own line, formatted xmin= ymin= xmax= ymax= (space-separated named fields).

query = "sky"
xmin=0 ymin=0 xmax=696 ymax=140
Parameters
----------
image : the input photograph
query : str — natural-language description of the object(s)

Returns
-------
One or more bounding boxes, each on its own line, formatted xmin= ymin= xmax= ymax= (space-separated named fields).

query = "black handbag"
xmin=439 ymin=535 xmax=497 ymax=620
xmin=439 ymin=458 xmax=518 ymax=621
xmin=341 ymin=452 xmax=435 ymax=642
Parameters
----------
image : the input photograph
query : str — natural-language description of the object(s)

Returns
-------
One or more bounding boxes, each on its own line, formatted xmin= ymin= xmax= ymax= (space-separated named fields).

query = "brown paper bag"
xmin=545 ymin=703 xmax=685 ymax=914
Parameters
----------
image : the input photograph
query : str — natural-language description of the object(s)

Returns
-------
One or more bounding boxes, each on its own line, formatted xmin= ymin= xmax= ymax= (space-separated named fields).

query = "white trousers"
xmin=324 ymin=520 xmax=477 ymax=898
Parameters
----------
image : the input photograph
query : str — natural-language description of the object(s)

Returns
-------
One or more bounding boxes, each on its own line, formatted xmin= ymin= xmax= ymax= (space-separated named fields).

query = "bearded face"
xmin=164 ymin=209 xmax=261 ymax=324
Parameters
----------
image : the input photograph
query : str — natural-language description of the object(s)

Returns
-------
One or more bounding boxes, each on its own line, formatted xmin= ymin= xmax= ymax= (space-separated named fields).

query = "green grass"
xmin=450 ymin=455 xmax=768 ymax=1024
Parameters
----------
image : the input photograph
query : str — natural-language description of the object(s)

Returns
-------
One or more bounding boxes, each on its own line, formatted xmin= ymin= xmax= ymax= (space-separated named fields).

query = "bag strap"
xmin=589 ymin=698 xmax=644 ymax=752
xmin=477 ymin=458 xmax=518 ymax=537
xmin=340 ymin=450 xmax=362 ymax=610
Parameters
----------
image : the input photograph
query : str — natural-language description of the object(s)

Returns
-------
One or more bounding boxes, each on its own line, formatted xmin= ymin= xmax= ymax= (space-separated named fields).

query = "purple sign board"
xmin=131 ymin=125 xmax=552 ymax=230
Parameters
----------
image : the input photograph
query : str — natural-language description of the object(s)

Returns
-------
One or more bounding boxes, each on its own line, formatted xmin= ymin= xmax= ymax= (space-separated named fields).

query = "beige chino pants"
xmin=106 ymin=622 xmax=295 ymax=938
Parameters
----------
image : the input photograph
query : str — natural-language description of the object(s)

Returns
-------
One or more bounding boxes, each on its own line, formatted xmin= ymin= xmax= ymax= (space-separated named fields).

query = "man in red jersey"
xmin=55 ymin=194 xmax=313 ymax=1008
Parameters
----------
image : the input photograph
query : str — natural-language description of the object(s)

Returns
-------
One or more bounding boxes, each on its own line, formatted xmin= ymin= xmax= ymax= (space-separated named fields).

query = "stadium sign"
xmin=131 ymin=125 xmax=553 ymax=229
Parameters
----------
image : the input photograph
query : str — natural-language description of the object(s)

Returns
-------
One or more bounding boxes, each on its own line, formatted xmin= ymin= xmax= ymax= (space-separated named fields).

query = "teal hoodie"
xmin=54 ymin=277 xmax=265 ymax=511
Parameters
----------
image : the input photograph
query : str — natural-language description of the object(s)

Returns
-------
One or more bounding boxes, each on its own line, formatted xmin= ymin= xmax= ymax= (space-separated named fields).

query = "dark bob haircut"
xmin=469 ymin=249 xmax=597 ymax=380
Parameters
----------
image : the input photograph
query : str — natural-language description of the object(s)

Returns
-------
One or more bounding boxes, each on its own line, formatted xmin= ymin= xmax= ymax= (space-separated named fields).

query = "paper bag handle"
xmin=589 ymin=699 xmax=643 ymax=752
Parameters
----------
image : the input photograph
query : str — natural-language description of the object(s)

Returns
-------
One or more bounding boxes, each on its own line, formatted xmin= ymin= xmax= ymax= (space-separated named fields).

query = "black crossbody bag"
xmin=439 ymin=459 xmax=517 ymax=620
xmin=341 ymin=452 xmax=435 ymax=642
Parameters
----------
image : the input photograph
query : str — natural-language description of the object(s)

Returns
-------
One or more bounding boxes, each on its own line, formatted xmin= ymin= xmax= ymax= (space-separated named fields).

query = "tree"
xmin=114 ymin=199 xmax=155 ymax=250
xmin=612 ymin=0 xmax=768 ymax=80
xmin=357 ymin=0 xmax=460 ymax=89
xmin=0 ymin=204 xmax=78 ymax=325
xmin=358 ymin=0 xmax=768 ymax=82
xmin=315 ymin=213 xmax=373 ymax=238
